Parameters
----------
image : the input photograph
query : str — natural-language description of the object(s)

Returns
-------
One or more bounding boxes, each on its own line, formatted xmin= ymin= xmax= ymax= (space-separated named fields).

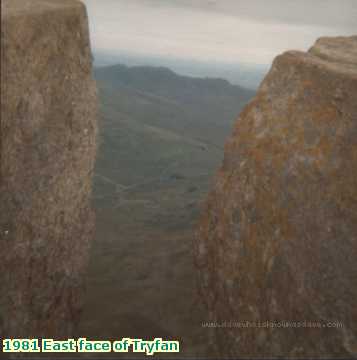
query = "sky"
xmin=82 ymin=0 xmax=356 ymax=86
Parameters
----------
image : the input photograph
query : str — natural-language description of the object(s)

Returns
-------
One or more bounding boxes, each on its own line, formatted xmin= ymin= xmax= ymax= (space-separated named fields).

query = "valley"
xmin=78 ymin=64 xmax=255 ymax=357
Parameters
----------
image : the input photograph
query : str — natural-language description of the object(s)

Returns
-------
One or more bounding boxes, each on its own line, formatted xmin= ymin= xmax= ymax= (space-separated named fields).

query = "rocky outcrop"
xmin=195 ymin=36 xmax=357 ymax=358
xmin=0 ymin=0 xmax=97 ymax=338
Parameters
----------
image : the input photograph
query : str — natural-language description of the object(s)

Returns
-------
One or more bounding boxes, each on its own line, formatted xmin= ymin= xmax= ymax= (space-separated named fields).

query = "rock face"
xmin=195 ymin=36 xmax=357 ymax=358
xmin=0 ymin=0 xmax=97 ymax=338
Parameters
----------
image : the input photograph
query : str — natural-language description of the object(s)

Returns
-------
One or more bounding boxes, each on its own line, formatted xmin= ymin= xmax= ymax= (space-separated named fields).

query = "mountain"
xmin=93 ymin=51 xmax=269 ymax=89
xmin=95 ymin=64 xmax=254 ymax=145
xmin=93 ymin=64 xmax=255 ymax=187
xmin=79 ymin=64 xmax=255 ymax=356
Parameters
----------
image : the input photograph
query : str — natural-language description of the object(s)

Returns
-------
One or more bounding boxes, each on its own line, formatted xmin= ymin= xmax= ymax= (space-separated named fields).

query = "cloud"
xmin=83 ymin=0 xmax=356 ymax=66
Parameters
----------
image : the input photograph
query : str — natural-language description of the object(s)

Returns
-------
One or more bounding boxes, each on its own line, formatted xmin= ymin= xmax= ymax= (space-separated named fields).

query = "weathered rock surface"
xmin=195 ymin=36 xmax=357 ymax=358
xmin=0 ymin=0 xmax=97 ymax=338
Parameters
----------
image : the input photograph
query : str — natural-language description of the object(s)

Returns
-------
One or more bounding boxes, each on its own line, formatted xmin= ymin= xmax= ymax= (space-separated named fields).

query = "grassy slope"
xmin=79 ymin=64 xmax=255 ymax=357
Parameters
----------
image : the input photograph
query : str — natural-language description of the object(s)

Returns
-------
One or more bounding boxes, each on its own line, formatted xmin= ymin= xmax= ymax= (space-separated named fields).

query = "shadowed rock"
xmin=195 ymin=36 xmax=357 ymax=358
xmin=0 ymin=0 xmax=97 ymax=338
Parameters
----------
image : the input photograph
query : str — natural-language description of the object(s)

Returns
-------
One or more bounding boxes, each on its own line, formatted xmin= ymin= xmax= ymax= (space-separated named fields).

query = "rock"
xmin=0 ymin=0 xmax=97 ymax=338
xmin=195 ymin=36 xmax=357 ymax=358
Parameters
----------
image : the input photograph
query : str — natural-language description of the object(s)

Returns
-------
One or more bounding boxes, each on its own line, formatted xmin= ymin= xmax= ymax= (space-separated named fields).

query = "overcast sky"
xmin=83 ymin=0 xmax=356 ymax=67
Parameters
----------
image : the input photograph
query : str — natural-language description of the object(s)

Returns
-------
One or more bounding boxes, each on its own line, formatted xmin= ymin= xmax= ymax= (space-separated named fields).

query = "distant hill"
xmin=95 ymin=63 xmax=253 ymax=101
xmin=94 ymin=64 xmax=255 ymax=150
xmin=93 ymin=51 xmax=269 ymax=89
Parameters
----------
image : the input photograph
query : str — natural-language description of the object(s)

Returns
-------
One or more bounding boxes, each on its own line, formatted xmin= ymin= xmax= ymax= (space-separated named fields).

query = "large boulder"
xmin=0 ymin=0 xmax=97 ymax=338
xmin=195 ymin=36 xmax=357 ymax=358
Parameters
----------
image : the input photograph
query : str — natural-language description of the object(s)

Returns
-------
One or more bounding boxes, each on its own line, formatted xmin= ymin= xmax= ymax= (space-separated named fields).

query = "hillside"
xmin=92 ymin=64 xmax=255 ymax=189
xmin=79 ymin=64 xmax=255 ymax=357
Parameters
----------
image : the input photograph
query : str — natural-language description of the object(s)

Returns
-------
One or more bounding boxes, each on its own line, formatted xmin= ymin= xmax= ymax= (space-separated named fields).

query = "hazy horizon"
xmin=83 ymin=0 xmax=356 ymax=87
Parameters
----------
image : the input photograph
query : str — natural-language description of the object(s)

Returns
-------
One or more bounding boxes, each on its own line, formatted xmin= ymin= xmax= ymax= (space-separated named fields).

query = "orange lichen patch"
xmin=312 ymin=106 xmax=339 ymax=123
xmin=302 ymin=79 xmax=314 ymax=88
xmin=305 ymin=135 xmax=334 ymax=171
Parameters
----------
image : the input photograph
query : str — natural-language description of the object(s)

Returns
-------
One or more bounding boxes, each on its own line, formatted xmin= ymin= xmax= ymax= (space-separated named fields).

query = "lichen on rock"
xmin=195 ymin=36 xmax=357 ymax=358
